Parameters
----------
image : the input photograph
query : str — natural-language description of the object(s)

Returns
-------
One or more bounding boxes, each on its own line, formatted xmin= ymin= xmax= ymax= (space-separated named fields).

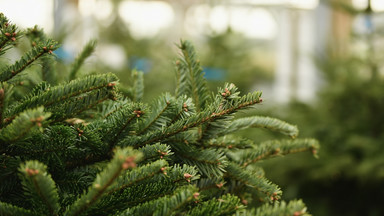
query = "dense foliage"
xmin=0 ymin=13 xmax=318 ymax=215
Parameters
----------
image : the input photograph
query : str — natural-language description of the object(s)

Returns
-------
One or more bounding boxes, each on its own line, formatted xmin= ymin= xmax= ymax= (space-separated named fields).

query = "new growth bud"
xmin=122 ymin=156 xmax=136 ymax=169
xmin=25 ymin=168 xmax=39 ymax=176
xmin=184 ymin=173 xmax=192 ymax=182
xmin=193 ymin=192 xmax=199 ymax=199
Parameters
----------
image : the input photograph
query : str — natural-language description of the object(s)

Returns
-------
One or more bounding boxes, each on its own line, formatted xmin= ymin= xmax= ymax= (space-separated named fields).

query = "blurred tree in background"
xmin=251 ymin=1 xmax=384 ymax=215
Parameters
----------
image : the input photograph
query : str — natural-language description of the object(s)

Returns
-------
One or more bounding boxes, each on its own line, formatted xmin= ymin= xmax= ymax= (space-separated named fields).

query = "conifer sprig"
xmin=49 ymin=88 xmax=116 ymax=122
xmin=168 ymin=164 xmax=200 ymax=183
xmin=69 ymin=40 xmax=97 ymax=81
xmin=132 ymin=70 xmax=144 ymax=101
xmin=169 ymin=96 xmax=195 ymax=124
xmin=102 ymin=102 xmax=145 ymax=147
xmin=227 ymin=138 xmax=320 ymax=167
xmin=18 ymin=161 xmax=60 ymax=216
xmin=176 ymin=40 xmax=210 ymax=112
xmin=65 ymin=147 xmax=142 ymax=216
xmin=172 ymin=143 xmax=227 ymax=179
xmin=248 ymin=199 xmax=310 ymax=216
xmin=202 ymin=136 xmax=254 ymax=149
xmin=186 ymin=194 xmax=243 ymax=216
xmin=223 ymin=116 xmax=299 ymax=138
xmin=226 ymin=163 xmax=282 ymax=202
xmin=0 ymin=39 xmax=59 ymax=82
xmin=87 ymin=164 xmax=199 ymax=215
xmin=138 ymin=143 xmax=173 ymax=163
xmin=0 ymin=202 xmax=35 ymax=216
xmin=0 ymin=13 xmax=20 ymax=56
xmin=122 ymin=90 xmax=262 ymax=148
xmin=0 ymin=107 xmax=50 ymax=143
xmin=137 ymin=93 xmax=176 ymax=134
xmin=199 ymin=83 xmax=241 ymax=141
xmin=25 ymin=26 xmax=57 ymax=84
xmin=100 ymin=98 xmax=131 ymax=119
xmin=5 ymin=73 xmax=118 ymax=121
xmin=111 ymin=159 xmax=169 ymax=193
xmin=117 ymin=185 xmax=199 ymax=216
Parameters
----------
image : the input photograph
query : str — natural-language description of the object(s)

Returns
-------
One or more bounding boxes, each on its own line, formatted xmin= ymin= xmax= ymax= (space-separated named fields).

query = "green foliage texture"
xmin=0 ymin=13 xmax=318 ymax=216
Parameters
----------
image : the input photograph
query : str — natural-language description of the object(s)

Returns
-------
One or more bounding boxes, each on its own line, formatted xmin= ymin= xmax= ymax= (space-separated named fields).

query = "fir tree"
xmin=0 ymin=13 xmax=319 ymax=216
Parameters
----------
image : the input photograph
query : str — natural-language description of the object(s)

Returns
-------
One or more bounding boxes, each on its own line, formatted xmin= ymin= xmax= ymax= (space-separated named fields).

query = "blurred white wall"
xmin=274 ymin=4 xmax=329 ymax=103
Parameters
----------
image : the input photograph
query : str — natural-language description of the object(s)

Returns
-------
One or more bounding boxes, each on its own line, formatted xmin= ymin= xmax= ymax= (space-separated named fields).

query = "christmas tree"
xmin=0 ymin=13 xmax=319 ymax=215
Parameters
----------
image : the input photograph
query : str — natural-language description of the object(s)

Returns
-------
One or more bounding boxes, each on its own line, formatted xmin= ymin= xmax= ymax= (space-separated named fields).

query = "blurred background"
xmin=1 ymin=0 xmax=384 ymax=215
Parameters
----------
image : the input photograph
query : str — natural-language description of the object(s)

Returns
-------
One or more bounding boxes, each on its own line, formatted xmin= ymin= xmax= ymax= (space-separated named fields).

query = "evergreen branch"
xmin=88 ymin=164 xmax=199 ymax=215
xmin=100 ymin=97 xmax=131 ymax=119
xmin=64 ymin=102 xmax=145 ymax=168
xmin=168 ymin=164 xmax=200 ymax=184
xmin=194 ymin=177 xmax=224 ymax=194
xmin=49 ymin=87 xmax=116 ymax=122
xmin=226 ymin=163 xmax=282 ymax=201
xmin=132 ymin=69 xmax=144 ymax=101
xmin=119 ymin=70 xmax=144 ymax=102
xmin=22 ymin=82 xmax=51 ymax=101
xmin=172 ymin=143 xmax=227 ymax=179
xmin=248 ymin=199 xmax=310 ymax=216
xmin=25 ymin=26 xmax=57 ymax=84
xmin=87 ymin=181 xmax=177 ymax=215
xmin=0 ymin=201 xmax=35 ymax=216
xmin=5 ymin=73 xmax=118 ymax=121
xmin=121 ymin=91 xmax=262 ymax=148
xmin=0 ymin=13 xmax=20 ymax=57
xmin=202 ymin=136 xmax=254 ymax=149
xmin=227 ymin=138 xmax=320 ymax=167
xmin=137 ymin=93 xmax=176 ymax=134
xmin=18 ymin=161 xmax=60 ymax=216
xmin=103 ymin=102 xmax=145 ymax=147
xmin=25 ymin=25 xmax=47 ymax=43
xmin=65 ymin=147 xmax=143 ymax=216
xmin=169 ymin=96 xmax=195 ymax=124
xmin=0 ymin=107 xmax=50 ymax=142
xmin=186 ymin=194 xmax=243 ymax=216
xmin=176 ymin=40 xmax=210 ymax=139
xmin=117 ymin=185 xmax=199 ymax=216
xmin=138 ymin=143 xmax=173 ymax=163
xmin=54 ymin=164 xmax=101 ymax=196
xmin=0 ymin=39 xmax=59 ymax=82
xmin=199 ymin=83 xmax=241 ymax=141
xmin=247 ymin=166 xmax=265 ymax=178
xmin=12 ymin=123 xmax=104 ymax=158
xmin=222 ymin=116 xmax=299 ymax=138
xmin=69 ymin=40 xmax=97 ymax=81
xmin=111 ymin=114 xmax=137 ymax=143
xmin=199 ymin=114 xmax=233 ymax=141
xmin=174 ymin=58 xmax=183 ymax=97
xmin=109 ymin=159 xmax=169 ymax=194
xmin=178 ymin=40 xmax=210 ymax=113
